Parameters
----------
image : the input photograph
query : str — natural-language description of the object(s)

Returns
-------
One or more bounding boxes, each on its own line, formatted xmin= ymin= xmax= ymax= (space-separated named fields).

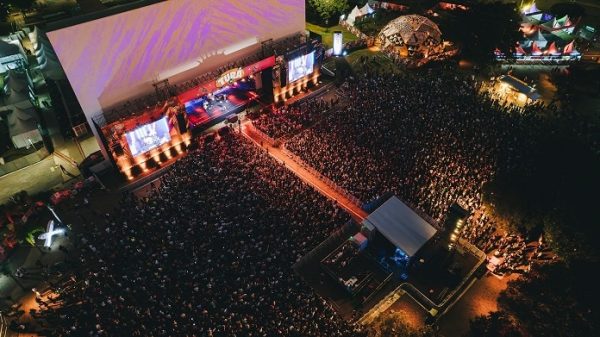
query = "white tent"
xmin=531 ymin=30 xmax=548 ymax=48
xmin=361 ymin=3 xmax=375 ymax=15
xmin=362 ymin=196 xmax=437 ymax=257
xmin=346 ymin=6 xmax=363 ymax=26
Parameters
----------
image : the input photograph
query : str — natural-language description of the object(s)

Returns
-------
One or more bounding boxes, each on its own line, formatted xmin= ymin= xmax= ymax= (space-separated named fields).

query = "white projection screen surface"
xmin=47 ymin=0 xmax=305 ymax=128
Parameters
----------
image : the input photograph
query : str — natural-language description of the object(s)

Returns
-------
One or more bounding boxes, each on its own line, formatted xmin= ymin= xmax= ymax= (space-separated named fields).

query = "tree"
xmin=468 ymin=262 xmax=600 ymax=337
xmin=483 ymin=132 xmax=600 ymax=262
xmin=467 ymin=311 xmax=523 ymax=337
xmin=6 ymin=0 xmax=35 ymax=11
xmin=367 ymin=311 xmax=437 ymax=337
xmin=308 ymin=0 xmax=349 ymax=23
xmin=440 ymin=2 xmax=522 ymax=63
xmin=500 ymin=261 xmax=600 ymax=336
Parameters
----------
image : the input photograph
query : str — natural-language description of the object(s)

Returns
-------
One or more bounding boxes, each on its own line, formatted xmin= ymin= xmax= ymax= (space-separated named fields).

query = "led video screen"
xmin=125 ymin=117 xmax=171 ymax=157
xmin=46 ymin=0 xmax=305 ymax=135
xmin=288 ymin=51 xmax=315 ymax=83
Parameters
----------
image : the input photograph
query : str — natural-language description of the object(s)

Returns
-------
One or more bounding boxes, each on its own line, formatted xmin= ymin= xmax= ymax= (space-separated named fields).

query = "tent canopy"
xmin=361 ymin=3 xmax=374 ymax=15
xmin=362 ymin=196 xmax=437 ymax=257
xmin=499 ymin=75 xmax=541 ymax=100
xmin=346 ymin=6 xmax=363 ymax=26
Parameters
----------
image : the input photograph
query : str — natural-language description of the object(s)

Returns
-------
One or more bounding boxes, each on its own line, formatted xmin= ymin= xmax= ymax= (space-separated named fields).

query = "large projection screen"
xmin=47 ymin=0 xmax=304 ymax=154
xmin=288 ymin=51 xmax=315 ymax=83
xmin=125 ymin=117 xmax=171 ymax=157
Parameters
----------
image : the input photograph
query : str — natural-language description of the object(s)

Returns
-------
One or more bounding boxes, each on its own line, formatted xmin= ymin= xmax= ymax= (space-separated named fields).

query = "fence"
xmin=280 ymin=146 xmax=364 ymax=207
xmin=245 ymin=123 xmax=277 ymax=147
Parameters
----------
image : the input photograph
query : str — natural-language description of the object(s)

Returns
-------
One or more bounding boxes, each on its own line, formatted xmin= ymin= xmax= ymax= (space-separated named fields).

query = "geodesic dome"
xmin=378 ymin=15 xmax=442 ymax=49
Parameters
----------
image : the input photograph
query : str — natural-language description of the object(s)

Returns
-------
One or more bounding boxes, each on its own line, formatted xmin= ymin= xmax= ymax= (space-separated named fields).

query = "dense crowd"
xmin=280 ymin=69 xmax=550 ymax=260
xmin=23 ymin=66 xmax=571 ymax=335
xmin=251 ymin=98 xmax=335 ymax=139
xmin=31 ymin=132 xmax=364 ymax=336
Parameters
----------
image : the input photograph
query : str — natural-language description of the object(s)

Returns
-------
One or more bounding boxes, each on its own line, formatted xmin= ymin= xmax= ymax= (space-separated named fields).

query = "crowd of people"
xmin=276 ymin=69 xmax=551 ymax=260
xmin=22 ymin=65 xmax=574 ymax=335
xmin=31 ymin=132 xmax=365 ymax=336
xmin=251 ymin=98 xmax=334 ymax=139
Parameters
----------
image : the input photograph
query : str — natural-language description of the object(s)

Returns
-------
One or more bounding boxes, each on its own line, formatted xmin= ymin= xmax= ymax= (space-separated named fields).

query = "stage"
xmin=183 ymin=80 xmax=258 ymax=128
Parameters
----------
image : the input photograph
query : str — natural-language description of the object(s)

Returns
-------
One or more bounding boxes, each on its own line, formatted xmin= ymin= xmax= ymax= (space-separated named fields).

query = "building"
xmin=30 ymin=0 xmax=310 ymax=180
xmin=0 ymin=40 xmax=27 ymax=73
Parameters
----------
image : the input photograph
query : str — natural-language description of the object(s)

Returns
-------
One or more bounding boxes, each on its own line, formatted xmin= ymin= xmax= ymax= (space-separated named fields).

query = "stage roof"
xmin=499 ymin=75 xmax=541 ymax=100
xmin=362 ymin=196 xmax=437 ymax=256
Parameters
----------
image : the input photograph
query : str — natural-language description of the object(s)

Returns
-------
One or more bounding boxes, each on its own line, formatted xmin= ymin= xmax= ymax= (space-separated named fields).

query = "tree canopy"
xmin=440 ymin=2 xmax=522 ymax=63
xmin=367 ymin=311 xmax=437 ymax=337
xmin=308 ymin=0 xmax=349 ymax=23
xmin=467 ymin=311 xmax=523 ymax=337
xmin=5 ymin=0 xmax=35 ymax=11
xmin=469 ymin=261 xmax=600 ymax=337
xmin=483 ymin=130 xmax=600 ymax=262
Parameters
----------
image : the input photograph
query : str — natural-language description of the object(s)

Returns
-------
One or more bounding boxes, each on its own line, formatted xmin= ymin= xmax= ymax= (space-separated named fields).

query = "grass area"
xmin=345 ymin=48 xmax=404 ymax=75
xmin=306 ymin=23 xmax=358 ymax=49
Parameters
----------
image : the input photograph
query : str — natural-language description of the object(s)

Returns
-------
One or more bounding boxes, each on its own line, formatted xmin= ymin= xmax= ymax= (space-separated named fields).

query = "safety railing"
xmin=280 ymin=147 xmax=364 ymax=207
xmin=245 ymin=123 xmax=277 ymax=147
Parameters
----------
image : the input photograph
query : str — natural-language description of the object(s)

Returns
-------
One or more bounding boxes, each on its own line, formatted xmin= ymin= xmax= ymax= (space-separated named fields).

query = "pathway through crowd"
xmin=240 ymin=123 xmax=368 ymax=222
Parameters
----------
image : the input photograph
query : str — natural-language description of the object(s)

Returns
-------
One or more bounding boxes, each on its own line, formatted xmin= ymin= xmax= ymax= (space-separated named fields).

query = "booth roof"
xmin=0 ymin=40 xmax=20 ymax=58
xmin=362 ymin=196 xmax=437 ymax=257
xmin=499 ymin=75 xmax=541 ymax=100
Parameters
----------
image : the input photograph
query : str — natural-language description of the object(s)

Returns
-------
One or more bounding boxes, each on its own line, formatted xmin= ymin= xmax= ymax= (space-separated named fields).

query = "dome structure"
xmin=377 ymin=15 xmax=444 ymax=59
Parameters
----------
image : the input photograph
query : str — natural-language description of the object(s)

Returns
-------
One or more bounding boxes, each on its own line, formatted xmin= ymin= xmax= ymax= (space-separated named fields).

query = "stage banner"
xmin=178 ymin=56 xmax=276 ymax=103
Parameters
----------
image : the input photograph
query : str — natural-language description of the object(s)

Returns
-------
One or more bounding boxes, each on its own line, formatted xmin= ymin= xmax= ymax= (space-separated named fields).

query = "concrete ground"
xmin=0 ymin=136 xmax=98 ymax=205
xmin=438 ymin=272 xmax=518 ymax=337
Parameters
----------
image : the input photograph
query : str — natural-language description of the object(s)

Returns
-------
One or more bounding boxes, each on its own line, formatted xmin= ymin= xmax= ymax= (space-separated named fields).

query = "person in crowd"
xmin=34 ymin=132 xmax=364 ymax=336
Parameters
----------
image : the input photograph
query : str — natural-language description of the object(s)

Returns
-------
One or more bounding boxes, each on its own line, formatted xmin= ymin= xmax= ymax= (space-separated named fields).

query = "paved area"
xmin=0 ymin=136 xmax=99 ymax=205
xmin=438 ymin=272 xmax=517 ymax=337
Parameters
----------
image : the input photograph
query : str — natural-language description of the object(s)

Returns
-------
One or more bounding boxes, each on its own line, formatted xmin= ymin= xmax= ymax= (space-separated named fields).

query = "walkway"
xmin=0 ymin=136 xmax=98 ymax=205
xmin=240 ymin=124 xmax=368 ymax=221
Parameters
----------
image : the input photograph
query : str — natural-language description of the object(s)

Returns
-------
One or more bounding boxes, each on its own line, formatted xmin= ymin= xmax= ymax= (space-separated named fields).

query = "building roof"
xmin=499 ymin=75 xmax=541 ymax=100
xmin=362 ymin=196 xmax=437 ymax=256
xmin=379 ymin=15 xmax=442 ymax=47
xmin=0 ymin=40 xmax=20 ymax=58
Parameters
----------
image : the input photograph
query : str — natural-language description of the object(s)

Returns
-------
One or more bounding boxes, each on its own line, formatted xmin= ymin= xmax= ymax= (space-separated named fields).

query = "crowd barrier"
xmin=280 ymin=147 xmax=365 ymax=207
xmin=245 ymin=124 xmax=277 ymax=147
